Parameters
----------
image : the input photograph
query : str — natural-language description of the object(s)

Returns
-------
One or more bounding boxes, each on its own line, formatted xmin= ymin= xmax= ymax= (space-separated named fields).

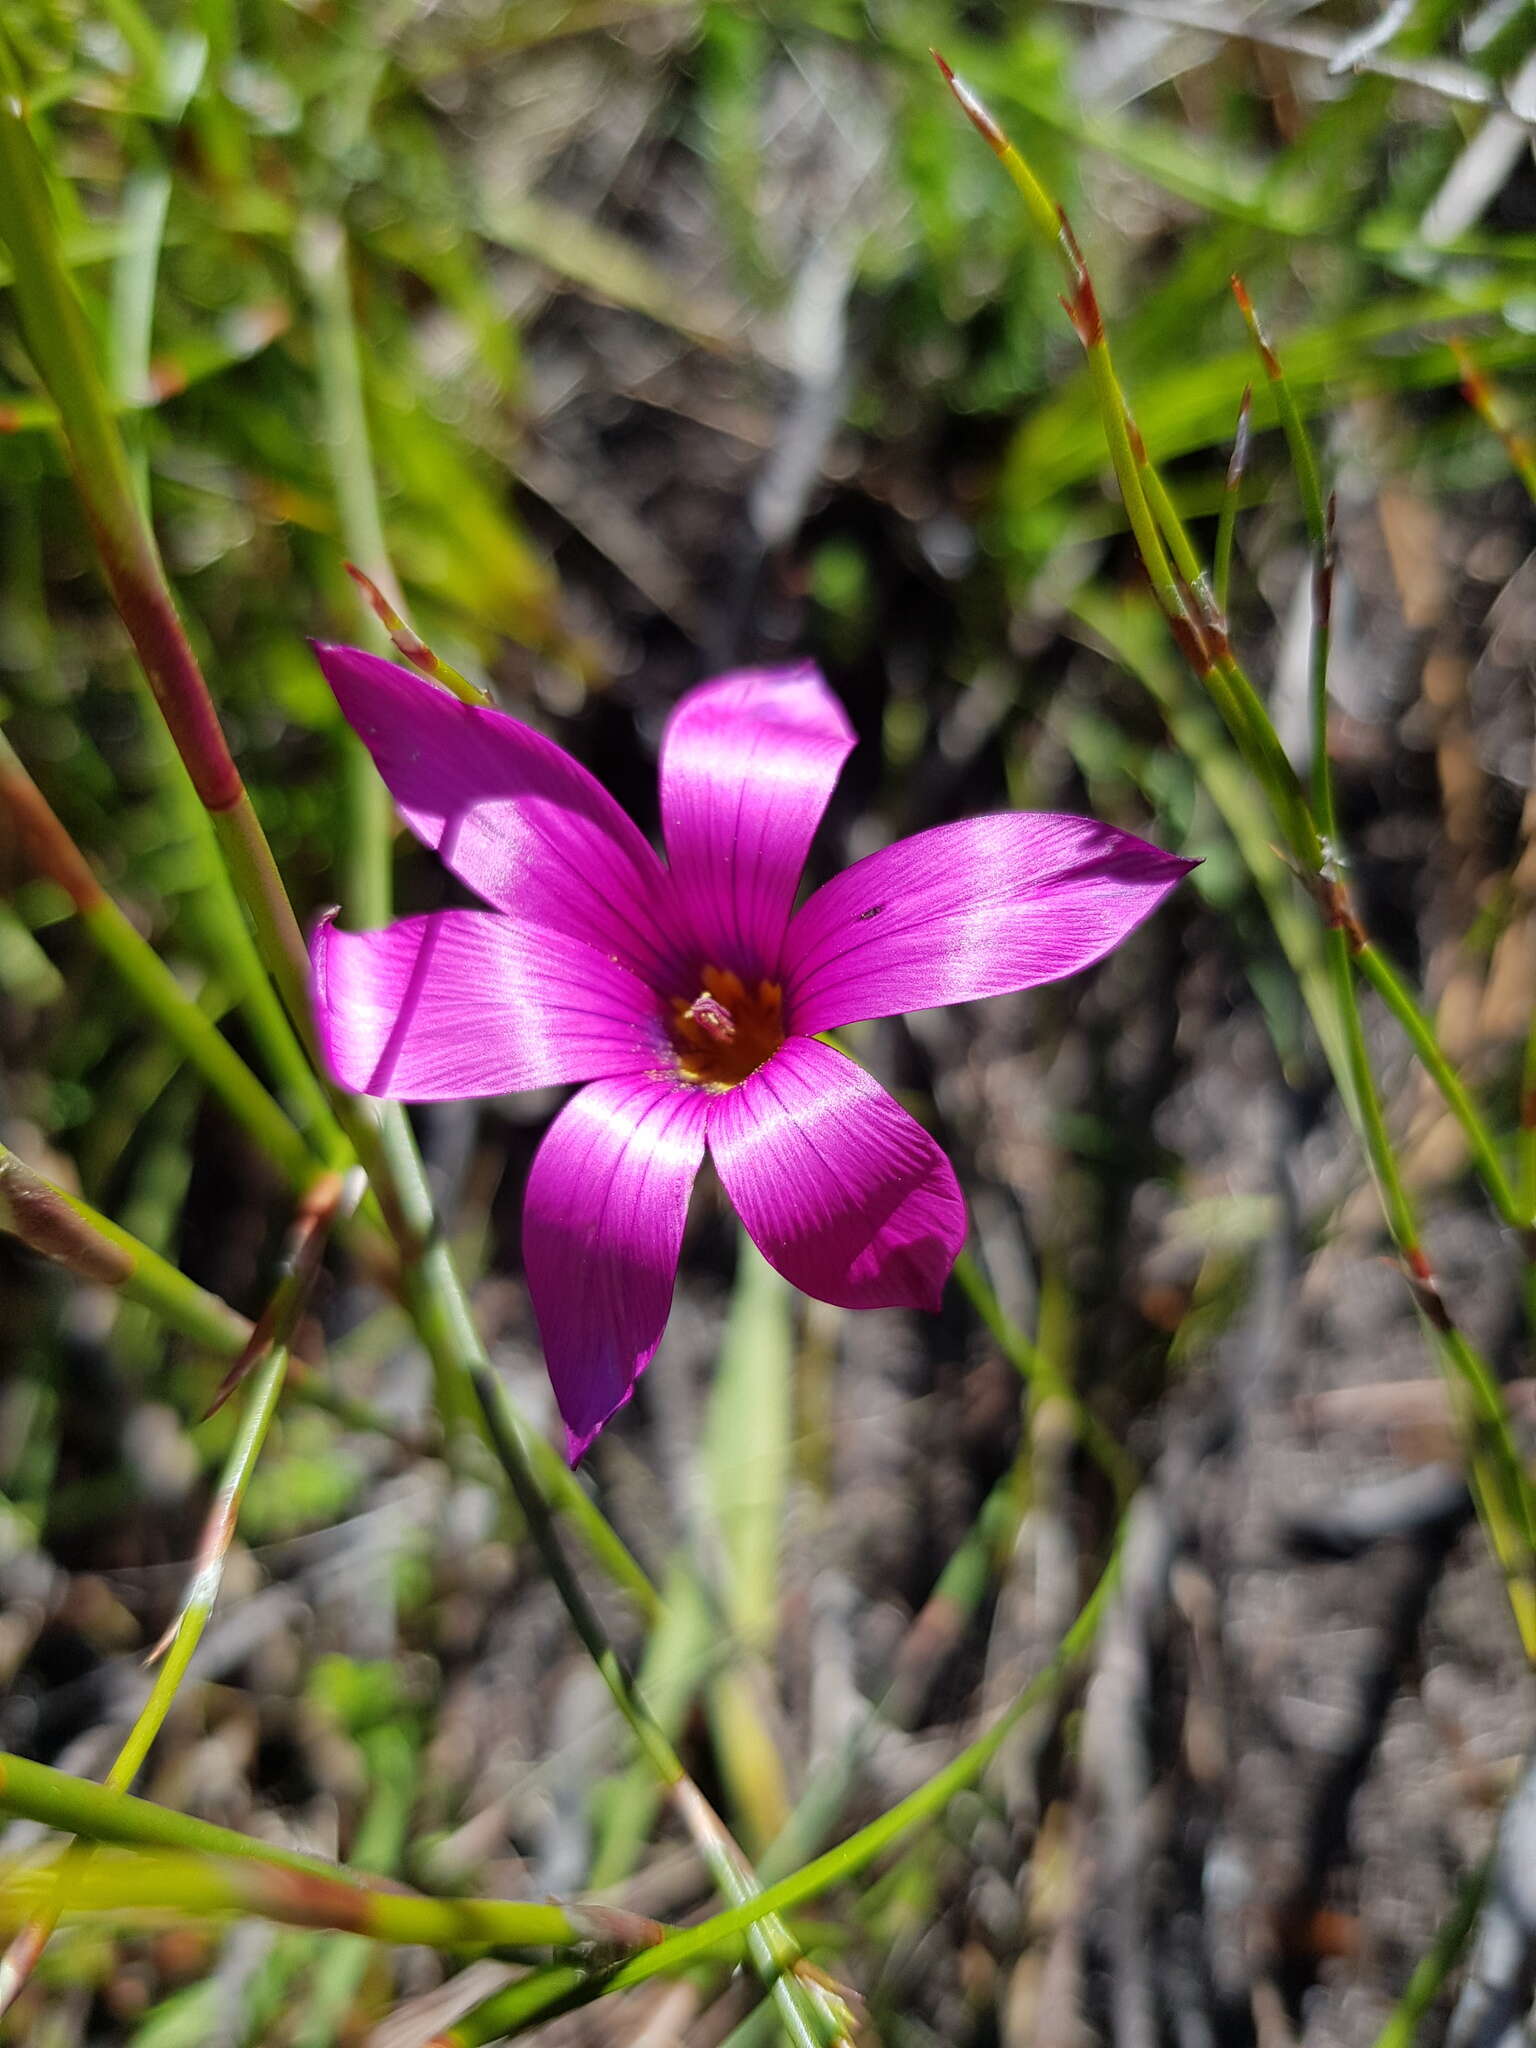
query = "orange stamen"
xmin=670 ymin=967 xmax=785 ymax=1090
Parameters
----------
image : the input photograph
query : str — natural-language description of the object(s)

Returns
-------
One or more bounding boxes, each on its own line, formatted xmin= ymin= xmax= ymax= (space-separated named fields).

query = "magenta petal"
xmin=783 ymin=815 xmax=1195 ymax=1034
xmin=314 ymin=643 xmax=684 ymax=989
xmin=311 ymin=910 xmax=664 ymax=1101
xmin=659 ymin=664 xmax=855 ymax=980
xmin=523 ymin=1075 xmax=709 ymax=1460
xmin=709 ymin=1038 xmax=965 ymax=1312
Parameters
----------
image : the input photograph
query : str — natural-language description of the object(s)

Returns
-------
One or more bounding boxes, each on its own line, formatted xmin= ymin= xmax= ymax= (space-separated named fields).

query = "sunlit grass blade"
xmin=1213 ymin=385 xmax=1252 ymax=618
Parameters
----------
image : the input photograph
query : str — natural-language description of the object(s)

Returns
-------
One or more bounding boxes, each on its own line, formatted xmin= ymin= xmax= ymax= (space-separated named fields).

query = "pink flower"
xmin=310 ymin=646 xmax=1193 ymax=1459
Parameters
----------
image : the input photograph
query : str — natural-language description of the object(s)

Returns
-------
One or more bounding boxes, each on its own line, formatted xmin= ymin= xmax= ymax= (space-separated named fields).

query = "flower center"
xmin=670 ymin=967 xmax=785 ymax=1090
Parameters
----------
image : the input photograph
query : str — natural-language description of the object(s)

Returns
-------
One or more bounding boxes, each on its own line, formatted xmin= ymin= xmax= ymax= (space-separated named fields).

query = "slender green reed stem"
xmin=1 ymin=1139 xmax=252 ymax=1354
xmin=1213 ymin=386 xmax=1252 ymax=618
xmin=140 ymin=716 xmax=343 ymax=1159
xmin=953 ymin=1248 xmax=1136 ymax=1502
xmin=0 ymin=1753 xmax=354 ymax=1879
xmin=0 ymin=1259 xmax=300 ymax=2016
xmin=1309 ymin=498 xmax=1340 ymax=849
xmin=1126 ymin=413 xmax=1321 ymax=870
xmin=0 ymin=73 xmax=311 ymax=1025
xmin=1369 ymin=1856 xmax=1490 ymax=2048
xmin=0 ymin=1141 xmax=418 ymax=1447
xmin=435 ymin=1510 xmax=1124 ymax=2043
xmin=1449 ymin=343 xmax=1536 ymax=1232
xmin=1246 ymin=316 xmax=1536 ymax=1650
xmin=469 ymin=1343 xmax=848 ymax=2046
xmin=0 ymin=1849 xmax=673 ymax=1957
xmin=99 ymin=101 xmax=328 ymax=1137
xmin=0 ymin=47 xmax=678 ymax=1643
xmin=1231 ymin=278 xmax=1338 ymax=845
xmin=1072 ymin=590 xmax=1339 ymax=1070
xmin=0 ymin=730 xmax=318 ymax=1189
xmin=938 ymin=56 xmax=1536 ymax=1657
xmin=294 ymin=170 xmax=831 ymax=2034
xmin=299 ymin=210 xmax=395 ymax=930
xmin=1353 ymin=941 xmax=1527 ymax=1232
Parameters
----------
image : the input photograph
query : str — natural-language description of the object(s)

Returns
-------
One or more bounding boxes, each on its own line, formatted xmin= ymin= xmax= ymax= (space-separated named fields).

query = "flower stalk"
xmin=468 ymin=1339 xmax=850 ymax=2047
xmin=293 ymin=204 xmax=843 ymax=2032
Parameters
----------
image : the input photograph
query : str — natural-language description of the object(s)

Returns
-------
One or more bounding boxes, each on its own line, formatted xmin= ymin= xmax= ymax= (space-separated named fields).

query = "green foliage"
xmin=2 ymin=1 xmax=1535 ymax=2041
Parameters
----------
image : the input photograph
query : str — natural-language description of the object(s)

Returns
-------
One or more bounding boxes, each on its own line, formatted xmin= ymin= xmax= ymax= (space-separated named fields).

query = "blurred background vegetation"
xmin=3 ymin=2 xmax=1536 ymax=2043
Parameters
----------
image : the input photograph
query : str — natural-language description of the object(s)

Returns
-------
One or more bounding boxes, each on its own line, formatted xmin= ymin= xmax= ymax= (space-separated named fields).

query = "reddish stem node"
xmin=0 ymin=763 xmax=105 ymax=911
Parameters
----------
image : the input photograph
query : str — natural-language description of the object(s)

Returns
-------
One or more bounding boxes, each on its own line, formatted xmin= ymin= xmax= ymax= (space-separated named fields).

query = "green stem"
xmin=0 ymin=1139 xmax=251 ymax=1355
xmin=1369 ymin=1856 xmax=1489 ymax=2048
xmin=0 ymin=79 xmax=231 ymax=805
xmin=1308 ymin=506 xmax=1339 ymax=850
xmin=1450 ymin=346 xmax=1536 ymax=1227
xmin=0 ymin=1848 xmax=669 ymax=1956
xmin=1355 ymin=940 xmax=1529 ymax=1233
xmin=290 ymin=203 xmax=815 ymax=2024
xmin=0 ymin=37 xmax=674 ymax=1637
xmin=123 ymin=1342 xmax=291 ymax=1783
xmin=936 ymin=63 xmax=1536 ymax=1656
xmin=953 ymin=1248 xmax=1136 ymax=1502
xmin=0 ymin=1340 xmax=291 ymax=2014
xmin=0 ymin=727 xmax=316 ymax=1188
xmin=1212 ymin=386 xmax=1251 ymax=619
xmin=439 ymin=1515 xmax=1124 ymax=2043
xmin=0 ymin=78 xmax=314 ymax=1031
xmin=0 ymin=1141 xmax=416 ymax=1448
xmin=143 ymin=716 xmax=343 ymax=1160
xmin=0 ymin=1753 xmax=355 ymax=1880
xmin=298 ymin=209 xmax=394 ymax=930
xmin=466 ymin=1327 xmax=846 ymax=2046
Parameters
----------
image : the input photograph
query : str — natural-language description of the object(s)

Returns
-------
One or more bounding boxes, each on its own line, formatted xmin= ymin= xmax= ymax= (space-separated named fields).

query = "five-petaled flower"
xmin=310 ymin=646 xmax=1194 ymax=1459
